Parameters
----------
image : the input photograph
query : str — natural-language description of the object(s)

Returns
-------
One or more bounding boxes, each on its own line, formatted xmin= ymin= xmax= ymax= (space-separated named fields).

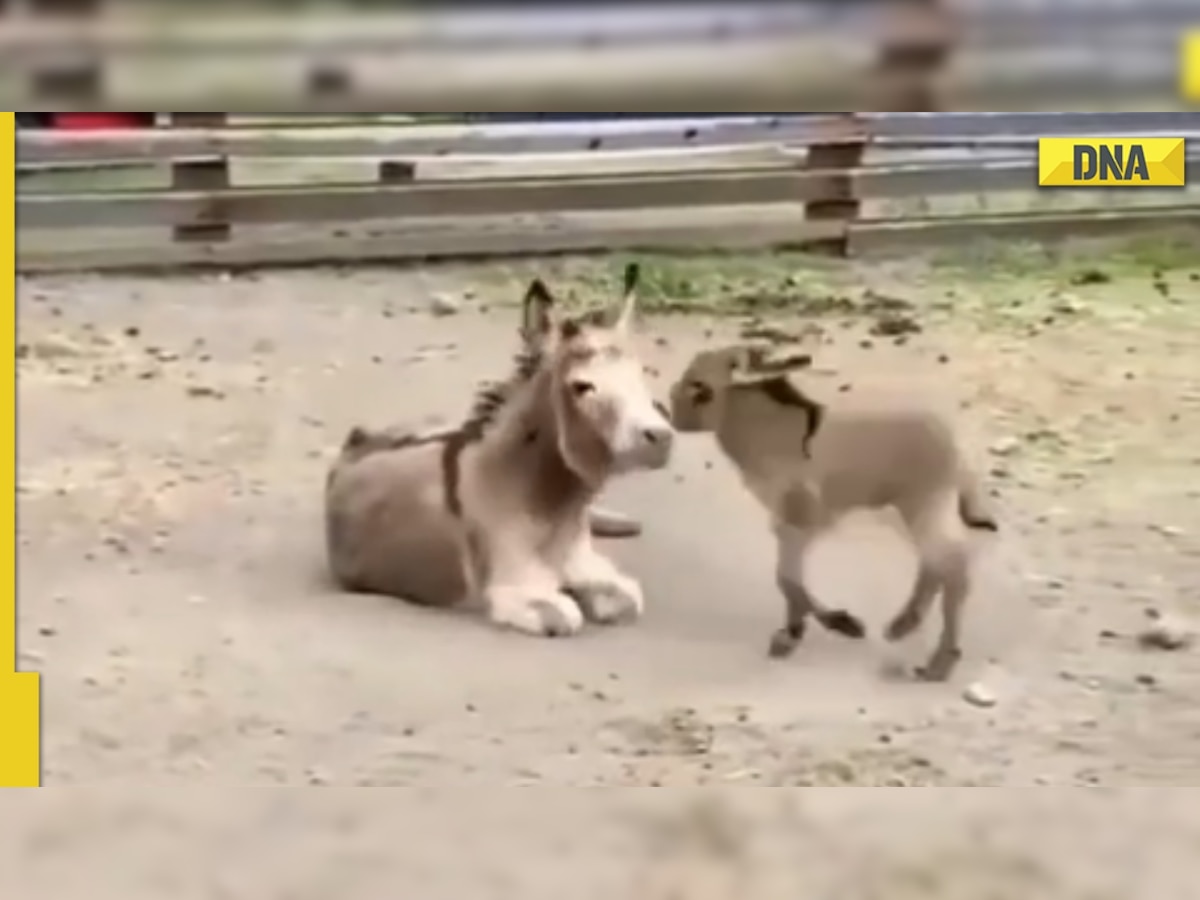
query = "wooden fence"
xmin=15 ymin=112 xmax=1200 ymax=273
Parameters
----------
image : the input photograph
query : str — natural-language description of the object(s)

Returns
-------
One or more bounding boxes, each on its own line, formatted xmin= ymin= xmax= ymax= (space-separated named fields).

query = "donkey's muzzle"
xmin=627 ymin=423 xmax=674 ymax=470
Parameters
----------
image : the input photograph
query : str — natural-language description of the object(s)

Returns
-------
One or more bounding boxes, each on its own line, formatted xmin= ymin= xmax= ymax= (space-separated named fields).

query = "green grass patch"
xmin=925 ymin=229 xmax=1199 ymax=282
xmin=474 ymin=228 xmax=1198 ymax=331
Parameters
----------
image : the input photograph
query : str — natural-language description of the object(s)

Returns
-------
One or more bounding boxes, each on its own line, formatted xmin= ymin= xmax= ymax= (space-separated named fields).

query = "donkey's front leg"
xmin=562 ymin=535 xmax=644 ymax=626
xmin=483 ymin=537 xmax=585 ymax=638
xmin=770 ymin=517 xmax=866 ymax=659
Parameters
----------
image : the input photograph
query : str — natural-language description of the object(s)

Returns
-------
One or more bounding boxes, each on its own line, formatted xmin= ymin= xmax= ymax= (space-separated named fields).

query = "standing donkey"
xmin=668 ymin=342 xmax=997 ymax=681
xmin=324 ymin=264 xmax=674 ymax=637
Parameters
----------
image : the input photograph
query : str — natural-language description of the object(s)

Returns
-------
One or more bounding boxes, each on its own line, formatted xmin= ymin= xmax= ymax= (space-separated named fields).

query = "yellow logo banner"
xmin=0 ymin=111 xmax=42 ymax=788
xmin=1038 ymin=137 xmax=1186 ymax=187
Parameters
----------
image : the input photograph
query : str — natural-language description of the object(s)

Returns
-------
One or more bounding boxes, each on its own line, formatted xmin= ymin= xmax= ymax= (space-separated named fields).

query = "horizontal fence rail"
xmin=15 ymin=111 xmax=1200 ymax=274
xmin=18 ymin=113 xmax=1200 ymax=165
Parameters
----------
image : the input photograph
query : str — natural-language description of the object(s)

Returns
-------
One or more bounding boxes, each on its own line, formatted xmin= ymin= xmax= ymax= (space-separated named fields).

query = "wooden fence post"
xmin=169 ymin=113 xmax=230 ymax=243
xmin=876 ymin=0 xmax=954 ymax=113
xmin=802 ymin=114 xmax=867 ymax=257
xmin=307 ymin=64 xmax=353 ymax=101
xmin=27 ymin=0 xmax=102 ymax=109
xmin=378 ymin=160 xmax=417 ymax=185
xmin=802 ymin=0 xmax=953 ymax=257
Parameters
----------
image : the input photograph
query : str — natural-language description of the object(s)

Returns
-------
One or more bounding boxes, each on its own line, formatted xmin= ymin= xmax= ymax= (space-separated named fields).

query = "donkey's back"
xmin=807 ymin=397 xmax=964 ymax=511
xmin=325 ymin=437 xmax=468 ymax=606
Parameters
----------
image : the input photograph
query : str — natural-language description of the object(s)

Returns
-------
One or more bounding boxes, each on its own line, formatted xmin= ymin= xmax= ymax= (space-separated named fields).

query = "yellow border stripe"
xmin=1184 ymin=30 xmax=1200 ymax=102
xmin=0 ymin=111 xmax=41 ymax=787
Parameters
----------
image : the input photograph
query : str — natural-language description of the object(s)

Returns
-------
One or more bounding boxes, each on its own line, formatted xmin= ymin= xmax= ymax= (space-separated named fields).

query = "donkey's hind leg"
xmin=769 ymin=521 xmax=866 ymax=659
xmin=885 ymin=565 xmax=941 ymax=642
xmin=919 ymin=547 xmax=970 ymax=682
xmin=894 ymin=490 xmax=971 ymax=682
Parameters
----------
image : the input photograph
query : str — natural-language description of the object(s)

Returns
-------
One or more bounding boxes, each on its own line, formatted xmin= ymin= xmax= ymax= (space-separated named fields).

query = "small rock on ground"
xmin=963 ymin=682 xmax=998 ymax=708
xmin=1138 ymin=612 xmax=1195 ymax=651
xmin=430 ymin=293 xmax=461 ymax=317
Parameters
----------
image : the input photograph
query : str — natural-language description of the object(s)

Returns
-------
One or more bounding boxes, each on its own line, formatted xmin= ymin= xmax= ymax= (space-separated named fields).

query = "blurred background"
xmin=9 ymin=1 xmax=1199 ymax=273
xmin=0 ymin=0 xmax=1196 ymax=112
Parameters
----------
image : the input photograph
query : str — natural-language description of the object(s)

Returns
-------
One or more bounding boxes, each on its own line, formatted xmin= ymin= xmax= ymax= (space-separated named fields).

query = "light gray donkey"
xmin=325 ymin=264 xmax=674 ymax=637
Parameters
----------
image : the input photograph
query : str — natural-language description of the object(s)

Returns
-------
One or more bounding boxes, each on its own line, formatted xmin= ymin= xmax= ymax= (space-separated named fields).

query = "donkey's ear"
xmin=520 ymin=278 xmax=557 ymax=343
xmin=622 ymin=262 xmax=641 ymax=297
xmin=728 ymin=345 xmax=755 ymax=372
xmin=612 ymin=262 xmax=641 ymax=333
xmin=726 ymin=344 xmax=763 ymax=383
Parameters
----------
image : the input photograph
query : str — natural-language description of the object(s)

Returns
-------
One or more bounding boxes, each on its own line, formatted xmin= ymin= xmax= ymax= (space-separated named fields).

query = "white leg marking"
xmin=486 ymin=584 xmax=585 ymax=637
xmin=482 ymin=540 xmax=585 ymax=638
xmin=563 ymin=537 xmax=644 ymax=625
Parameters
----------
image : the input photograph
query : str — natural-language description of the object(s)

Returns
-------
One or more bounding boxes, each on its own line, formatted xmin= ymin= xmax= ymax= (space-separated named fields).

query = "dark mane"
xmin=457 ymin=340 xmax=546 ymax=442
xmin=754 ymin=376 xmax=825 ymax=457
xmin=441 ymin=321 xmax=562 ymax=517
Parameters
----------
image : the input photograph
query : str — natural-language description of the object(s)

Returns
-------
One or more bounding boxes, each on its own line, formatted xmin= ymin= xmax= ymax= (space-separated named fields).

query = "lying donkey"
xmin=325 ymin=264 xmax=674 ymax=637
xmin=667 ymin=342 xmax=997 ymax=681
xmin=336 ymin=430 xmax=642 ymax=538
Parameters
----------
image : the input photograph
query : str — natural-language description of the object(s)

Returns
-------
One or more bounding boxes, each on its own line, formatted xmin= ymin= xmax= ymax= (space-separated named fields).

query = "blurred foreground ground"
xmin=6 ymin=789 xmax=1200 ymax=898
xmin=10 ymin=235 xmax=1200 ymax=888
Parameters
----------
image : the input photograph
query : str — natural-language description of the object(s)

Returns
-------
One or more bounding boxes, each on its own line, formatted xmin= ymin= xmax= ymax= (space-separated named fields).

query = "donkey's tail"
xmin=958 ymin=466 xmax=999 ymax=532
xmin=337 ymin=425 xmax=397 ymax=465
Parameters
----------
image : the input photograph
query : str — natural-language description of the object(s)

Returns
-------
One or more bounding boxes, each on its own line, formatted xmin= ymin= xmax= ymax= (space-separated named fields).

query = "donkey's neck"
xmin=715 ymin=389 xmax=772 ymax=467
xmin=475 ymin=371 xmax=598 ymax=522
xmin=716 ymin=387 xmax=814 ymax=482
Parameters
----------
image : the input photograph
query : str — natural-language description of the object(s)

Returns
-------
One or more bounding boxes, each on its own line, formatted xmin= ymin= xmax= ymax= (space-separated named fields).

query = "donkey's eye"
xmin=689 ymin=381 xmax=714 ymax=405
xmin=570 ymin=380 xmax=596 ymax=398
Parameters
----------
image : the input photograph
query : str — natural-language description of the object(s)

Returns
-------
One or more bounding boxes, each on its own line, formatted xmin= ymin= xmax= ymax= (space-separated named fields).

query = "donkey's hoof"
xmin=768 ymin=624 xmax=804 ymax=659
xmin=819 ymin=609 xmax=867 ymax=639
xmin=915 ymin=647 xmax=962 ymax=683
xmin=885 ymin=610 xmax=922 ymax=642
xmin=573 ymin=581 xmax=643 ymax=625
xmin=530 ymin=598 xmax=585 ymax=636
xmin=492 ymin=596 xmax=584 ymax=638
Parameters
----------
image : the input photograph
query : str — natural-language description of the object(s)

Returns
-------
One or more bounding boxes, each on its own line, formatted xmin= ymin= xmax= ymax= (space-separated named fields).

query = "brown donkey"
xmin=668 ymin=342 xmax=997 ymax=681
xmin=325 ymin=265 xmax=674 ymax=637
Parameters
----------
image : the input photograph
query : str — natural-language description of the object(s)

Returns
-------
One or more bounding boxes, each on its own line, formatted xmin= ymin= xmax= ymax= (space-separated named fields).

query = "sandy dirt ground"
xmin=11 ymin=239 xmax=1200 ymax=893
